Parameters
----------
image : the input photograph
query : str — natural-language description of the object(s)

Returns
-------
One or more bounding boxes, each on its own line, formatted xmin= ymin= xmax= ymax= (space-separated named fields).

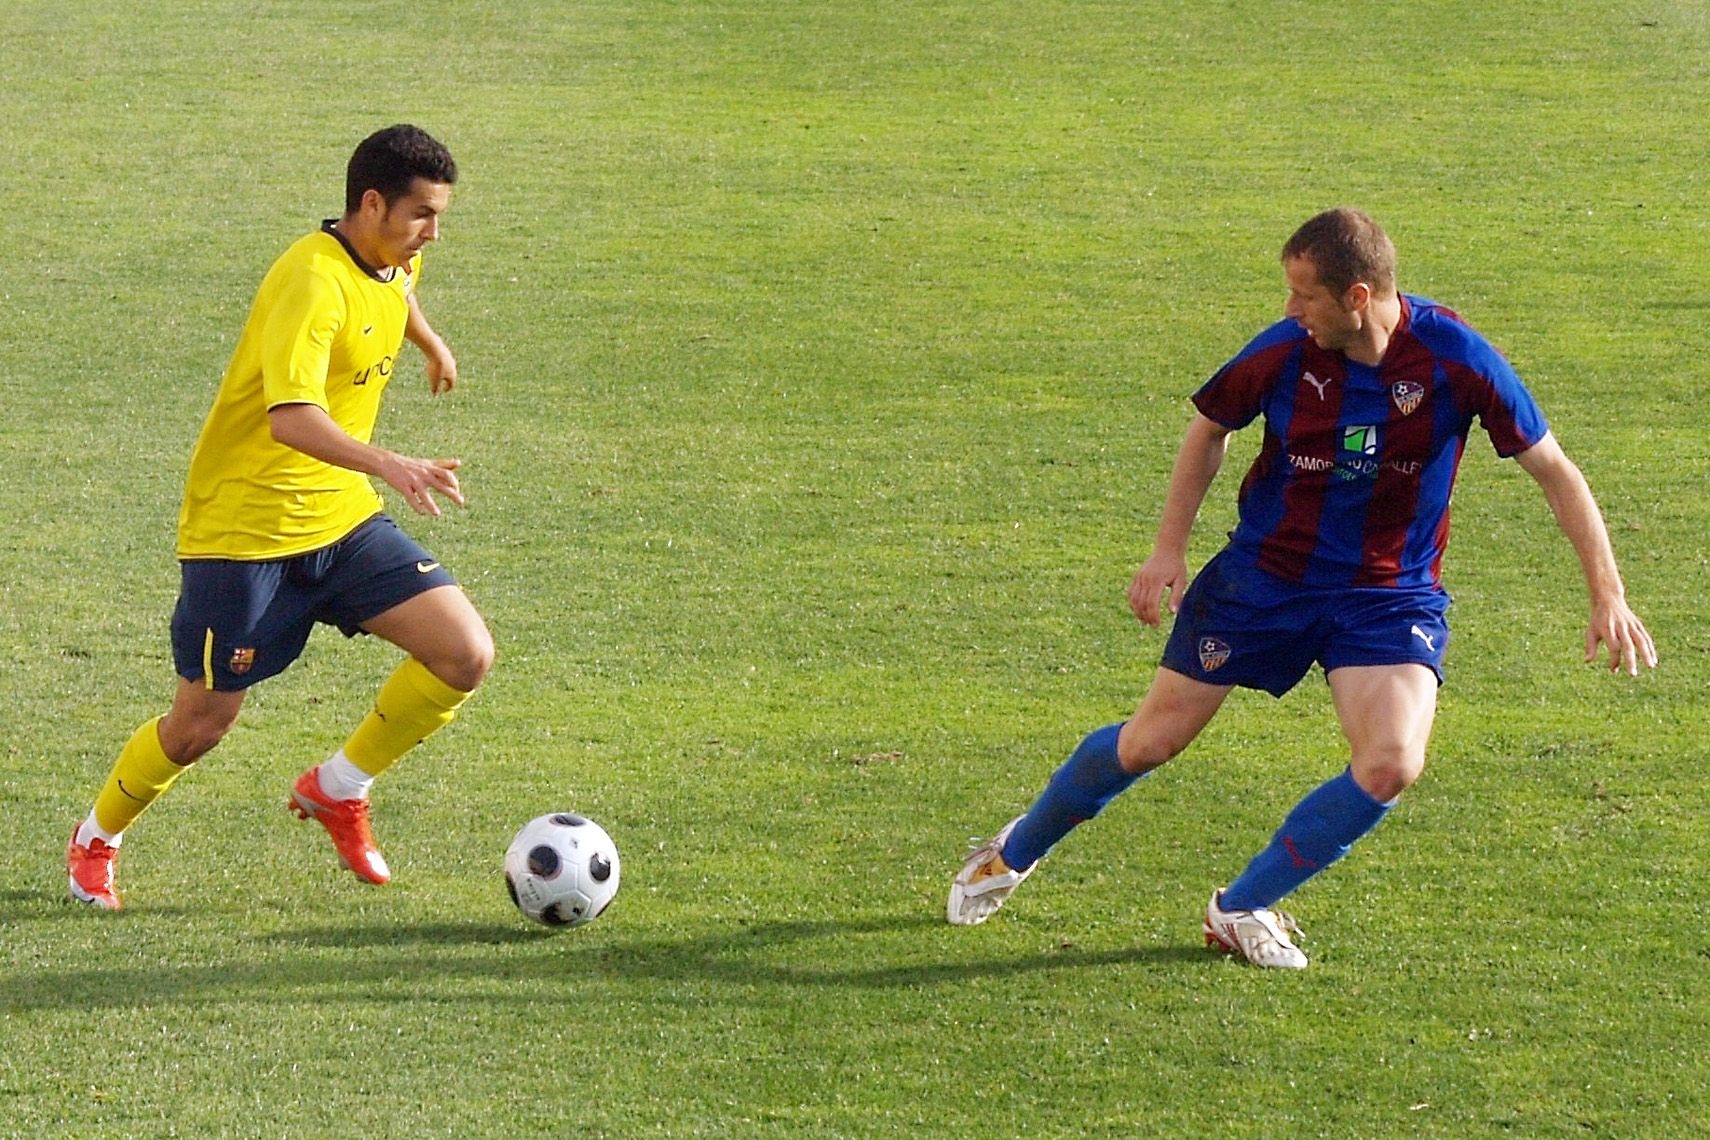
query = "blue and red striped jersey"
xmin=1192 ymin=295 xmax=1548 ymax=588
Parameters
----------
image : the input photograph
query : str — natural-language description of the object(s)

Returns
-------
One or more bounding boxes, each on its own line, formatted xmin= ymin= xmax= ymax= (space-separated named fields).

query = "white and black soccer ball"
xmin=504 ymin=813 xmax=621 ymax=928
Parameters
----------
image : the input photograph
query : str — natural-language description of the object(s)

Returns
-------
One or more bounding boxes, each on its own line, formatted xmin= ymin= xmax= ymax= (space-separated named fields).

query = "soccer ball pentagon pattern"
xmin=504 ymin=813 xmax=621 ymax=928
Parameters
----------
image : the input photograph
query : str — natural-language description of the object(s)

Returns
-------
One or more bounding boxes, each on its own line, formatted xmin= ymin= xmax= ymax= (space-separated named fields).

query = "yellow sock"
xmin=342 ymin=657 xmax=473 ymax=777
xmin=92 ymin=717 xmax=191 ymax=836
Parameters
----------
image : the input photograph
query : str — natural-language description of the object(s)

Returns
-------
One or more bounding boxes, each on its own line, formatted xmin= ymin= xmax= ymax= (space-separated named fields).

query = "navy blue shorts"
xmin=1160 ymin=548 xmax=1450 ymax=697
xmin=170 ymin=514 xmax=457 ymax=691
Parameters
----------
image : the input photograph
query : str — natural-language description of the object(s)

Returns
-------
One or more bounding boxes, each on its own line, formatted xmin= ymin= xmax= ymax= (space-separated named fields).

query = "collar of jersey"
xmin=320 ymin=219 xmax=396 ymax=283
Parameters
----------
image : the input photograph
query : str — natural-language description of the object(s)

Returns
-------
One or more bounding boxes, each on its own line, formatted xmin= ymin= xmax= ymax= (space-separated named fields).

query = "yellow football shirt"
xmin=177 ymin=224 xmax=420 ymax=559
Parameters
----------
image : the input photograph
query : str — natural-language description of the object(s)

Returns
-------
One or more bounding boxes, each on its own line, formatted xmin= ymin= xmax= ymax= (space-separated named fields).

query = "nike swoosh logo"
xmin=116 ymin=779 xmax=148 ymax=803
xmin=416 ymin=561 xmax=440 ymax=573
xmin=363 ymin=325 xmax=375 ymax=335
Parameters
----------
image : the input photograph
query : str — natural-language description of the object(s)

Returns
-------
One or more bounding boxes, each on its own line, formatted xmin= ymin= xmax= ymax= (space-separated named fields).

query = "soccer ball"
xmin=504 ymin=813 xmax=621 ymax=928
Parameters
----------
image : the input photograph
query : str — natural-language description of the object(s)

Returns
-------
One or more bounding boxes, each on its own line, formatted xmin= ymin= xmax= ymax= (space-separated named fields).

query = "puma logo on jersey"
xmin=1304 ymin=371 xmax=1333 ymax=400
xmin=1410 ymin=624 xmax=1436 ymax=652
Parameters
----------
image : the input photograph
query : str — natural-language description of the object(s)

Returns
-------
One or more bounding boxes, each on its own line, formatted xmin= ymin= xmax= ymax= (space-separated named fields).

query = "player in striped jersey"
xmin=950 ymin=208 xmax=1655 ymax=967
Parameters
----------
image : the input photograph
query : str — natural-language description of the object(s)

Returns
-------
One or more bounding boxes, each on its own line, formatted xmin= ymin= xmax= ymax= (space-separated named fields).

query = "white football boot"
xmin=1203 ymin=888 xmax=1308 ymax=969
xmin=947 ymin=816 xmax=1036 ymax=926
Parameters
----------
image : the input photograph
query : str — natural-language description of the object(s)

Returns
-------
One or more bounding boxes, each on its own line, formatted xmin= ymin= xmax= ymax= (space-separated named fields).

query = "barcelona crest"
xmin=1198 ymin=637 xmax=1231 ymax=673
xmin=1391 ymin=380 xmax=1424 ymax=416
xmin=229 ymin=647 xmax=256 ymax=676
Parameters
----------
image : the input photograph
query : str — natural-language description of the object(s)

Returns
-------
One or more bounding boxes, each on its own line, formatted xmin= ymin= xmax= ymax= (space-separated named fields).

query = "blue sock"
xmin=1000 ymin=724 xmax=1140 ymax=870
xmin=1220 ymin=767 xmax=1391 ymax=911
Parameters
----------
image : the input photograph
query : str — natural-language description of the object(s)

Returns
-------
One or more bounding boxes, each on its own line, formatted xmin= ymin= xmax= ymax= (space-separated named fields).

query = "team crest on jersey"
xmin=228 ymin=647 xmax=256 ymax=676
xmin=1198 ymin=637 xmax=1231 ymax=673
xmin=1391 ymin=380 xmax=1425 ymax=416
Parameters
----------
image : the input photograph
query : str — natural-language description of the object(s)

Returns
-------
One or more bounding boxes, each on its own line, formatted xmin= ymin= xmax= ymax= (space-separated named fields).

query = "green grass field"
xmin=2 ymin=2 xmax=1707 ymax=1135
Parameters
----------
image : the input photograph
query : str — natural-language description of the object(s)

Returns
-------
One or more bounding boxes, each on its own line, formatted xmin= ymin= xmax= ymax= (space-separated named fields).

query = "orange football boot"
xmin=288 ymin=767 xmax=391 ymax=884
xmin=68 ymin=825 xmax=122 ymax=910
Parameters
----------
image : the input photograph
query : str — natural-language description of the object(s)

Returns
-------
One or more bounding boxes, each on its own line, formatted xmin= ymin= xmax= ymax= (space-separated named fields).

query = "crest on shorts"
xmin=1198 ymin=637 xmax=1231 ymax=673
xmin=1391 ymin=380 xmax=1424 ymax=416
xmin=228 ymin=647 xmax=256 ymax=676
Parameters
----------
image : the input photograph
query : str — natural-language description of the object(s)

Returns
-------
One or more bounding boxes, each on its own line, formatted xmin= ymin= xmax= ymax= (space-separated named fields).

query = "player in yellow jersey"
xmin=68 ymin=125 xmax=494 ymax=908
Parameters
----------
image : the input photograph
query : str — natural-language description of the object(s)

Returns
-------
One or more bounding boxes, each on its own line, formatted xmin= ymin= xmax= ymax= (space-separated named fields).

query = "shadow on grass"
xmin=263 ymin=921 xmax=539 ymax=947
xmin=0 ymin=888 xmax=51 ymax=912
xmin=1 ymin=890 xmax=209 ymax=921
xmin=5 ymin=912 xmax=1210 ymax=1010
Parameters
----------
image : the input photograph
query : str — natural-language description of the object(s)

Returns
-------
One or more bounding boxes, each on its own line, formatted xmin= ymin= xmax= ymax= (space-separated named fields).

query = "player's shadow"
xmin=311 ymin=910 xmax=1219 ymax=992
xmin=0 ymin=888 xmax=48 ymax=912
xmin=593 ymin=914 xmax=1210 ymax=989
xmin=1 ymin=890 xmax=209 ymax=923
xmin=264 ymin=920 xmax=538 ymax=948
xmin=262 ymin=912 xmax=1208 ymax=988
xmin=4 ymin=912 xmax=1209 ymax=1011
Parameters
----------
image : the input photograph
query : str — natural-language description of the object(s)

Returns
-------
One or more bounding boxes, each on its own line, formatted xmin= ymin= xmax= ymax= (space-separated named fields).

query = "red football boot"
xmin=68 ymin=824 xmax=123 ymax=910
xmin=288 ymin=767 xmax=391 ymax=884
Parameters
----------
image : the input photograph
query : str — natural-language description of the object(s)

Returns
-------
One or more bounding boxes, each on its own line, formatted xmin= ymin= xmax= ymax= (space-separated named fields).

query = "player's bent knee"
xmin=430 ymin=632 xmax=495 ymax=693
xmin=159 ymin=712 xmax=237 ymax=766
xmin=1352 ymin=752 xmax=1426 ymax=802
xmin=1116 ymin=723 xmax=1189 ymax=774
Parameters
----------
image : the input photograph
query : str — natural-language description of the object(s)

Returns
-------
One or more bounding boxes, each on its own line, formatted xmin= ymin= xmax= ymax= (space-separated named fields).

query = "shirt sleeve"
xmin=1454 ymin=341 xmax=1550 ymax=458
xmin=260 ymin=267 xmax=344 ymax=411
xmin=1191 ymin=322 xmax=1299 ymax=430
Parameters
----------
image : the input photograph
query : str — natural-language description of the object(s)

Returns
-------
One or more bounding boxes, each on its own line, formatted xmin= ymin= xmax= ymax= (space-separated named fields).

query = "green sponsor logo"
xmin=1342 ymin=424 xmax=1377 ymax=455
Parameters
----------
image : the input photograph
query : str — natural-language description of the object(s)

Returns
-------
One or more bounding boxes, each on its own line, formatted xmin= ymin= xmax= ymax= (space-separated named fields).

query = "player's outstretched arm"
xmin=1129 ymin=413 xmax=1232 ymax=627
xmin=268 ymin=402 xmax=464 ymax=517
xmin=1514 ymin=432 xmax=1657 ymax=676
xmin=406 ymin=293 xmax=458 ymax=395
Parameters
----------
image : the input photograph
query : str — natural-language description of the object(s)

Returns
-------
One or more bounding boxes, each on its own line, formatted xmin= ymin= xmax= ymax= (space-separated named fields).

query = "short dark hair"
xmin=344 ymin=124 xmax=457 ymax=213
xmin=1281 ymin=208 xmax=1396 ymax=297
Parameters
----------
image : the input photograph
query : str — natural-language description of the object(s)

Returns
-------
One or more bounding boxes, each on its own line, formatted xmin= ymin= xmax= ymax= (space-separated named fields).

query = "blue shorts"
xmin=1160 ymin=548 xmax=1450 ymax=697
xmin=170 ymin=514 xmax=457 ymax=691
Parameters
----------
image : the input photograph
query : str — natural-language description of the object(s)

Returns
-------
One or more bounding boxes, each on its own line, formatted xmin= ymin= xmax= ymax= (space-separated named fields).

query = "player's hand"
xmin=425 ymin=342 xmax=458 ymax=395
xmin=1128 ymin=551 xmax=1189 ymax=627
xmin=1585 ymin=596 xmax=1657 ymax=676
xmin=383 ymin=454 xmax=465 ymax=517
